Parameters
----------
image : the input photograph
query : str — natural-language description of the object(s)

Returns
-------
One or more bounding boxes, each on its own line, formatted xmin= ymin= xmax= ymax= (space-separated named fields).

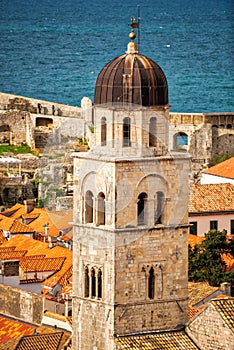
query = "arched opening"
xmin=36 ymin=117 xmax=53 ymax=128
xmin=227 ymin=124 xmax=232 ymax=129
xmin=137 ymin=192 xmax=147 ymax=226
xmin=91 ymin=268 xmax=96 ymax=298
xmin=174 ymin=132 xmax=188 ymax=149
xmin=149 ymin=117 xmax=157 ymax=147
xmin=97 ymin=269 xmax=102 ymax=299
xmin=154 ymin=191 xmax=165 ymax=224
xmin=84 ymin=266 xmax=89 ymax=297
xmin=97 ymin=192 xmax=105 ymax=226
xmin=101 ymin=117 xmax=107 ymax=146
xmin=85 ymin=191 xmax=93 ymax=223
xmin=123 ymin=117 xmax=131 ymax=147
xmin=148 ymin=266 xmax=155 ymax=299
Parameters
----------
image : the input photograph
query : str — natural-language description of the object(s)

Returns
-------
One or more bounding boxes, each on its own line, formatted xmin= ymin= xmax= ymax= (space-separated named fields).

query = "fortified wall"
xmin=169 ymin=112 xmax=234 ymax=179
xmin=0 ymin=92 xmax=233 ymax=182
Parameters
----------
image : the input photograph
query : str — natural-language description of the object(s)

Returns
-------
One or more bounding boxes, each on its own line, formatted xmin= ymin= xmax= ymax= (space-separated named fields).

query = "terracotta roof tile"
xmin=0 ymin=215 xmax=34 ymax=234
xmin=0 ymin=235 xmax=72 ymax=292
xmin=115 ymin=331 xmax=199 ymax=349
xmin=189 ymin=183 xmax=234 ymax=213
xmin=203 ymin=157 xmax=234 ymax=179
xmin=211 ymin=298 xmax=234 ymax=332
xmin=0 ymin=316 xmax=35 ymax=344
xmin=20 ymin=257 xmax=65 ymax=273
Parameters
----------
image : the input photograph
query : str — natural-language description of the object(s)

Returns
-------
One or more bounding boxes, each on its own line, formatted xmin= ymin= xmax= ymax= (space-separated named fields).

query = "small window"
xmin=97 ymin=269 xmax=102 ymax=299
xmin=148 ymin=267 xmax=155 ymax=299
xmin=230 ymin=220 xmax=234 ymax=235
xmin=85 ymin=191 xmax=93 ymax=224
xmin=210 ymin=220 xmax=218 ymax=230
xmin=97 ymin=192 xmax=105 ymax=226
xmin=91 ymin=268 xmax=96 ymax=298
xmin=101 ymin=117 xmax=107 ymax=146
xmin=84 ymin=266 xmax=89 ymax=297
xmin=190 ymin=222 xmax=197 ymax=235
xmin=138 ymin=192 xmax=147 ymax=226
xmin=123 ymin=117 xmax=131 ymax=147
xmin=149 ymin=117 xmax=157 ymax=147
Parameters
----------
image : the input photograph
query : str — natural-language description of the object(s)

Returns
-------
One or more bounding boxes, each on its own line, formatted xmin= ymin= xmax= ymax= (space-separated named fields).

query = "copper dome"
xmin=94 ymin=42 xmax=168 ymax=107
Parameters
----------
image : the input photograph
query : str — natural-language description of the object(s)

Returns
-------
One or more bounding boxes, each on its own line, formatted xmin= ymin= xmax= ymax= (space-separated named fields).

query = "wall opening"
xmin=85 ymin=191 xmax=93 ymax=224
xmin=123 ymin=117 xmax=131 ymax=147
xmin=149 ymin=117 xmax=157 ymax=147
xmin=101 ymin=117 xmax=107 ymax=146
xmin=97 ymin=192 xmax=105 ymax=226
xmin=138 ymin=192 xmax=147 ymax=226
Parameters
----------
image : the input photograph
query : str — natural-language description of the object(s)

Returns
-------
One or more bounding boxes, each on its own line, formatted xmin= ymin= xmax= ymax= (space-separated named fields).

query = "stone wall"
xmin=0 ymin=283 xmax=43 ymax=325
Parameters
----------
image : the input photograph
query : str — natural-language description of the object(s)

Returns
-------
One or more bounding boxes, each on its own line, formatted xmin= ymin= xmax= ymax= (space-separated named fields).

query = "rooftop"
xmin=202 ymin=157 xmax=234 ymax=179
xmin=115 ymin=330 xmax=199 ymax=349
xmin=188 ymin=183 xmax=234 ymax=213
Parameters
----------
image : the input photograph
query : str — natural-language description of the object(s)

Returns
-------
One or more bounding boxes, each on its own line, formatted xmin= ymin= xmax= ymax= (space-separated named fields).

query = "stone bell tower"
xmin=72 ymin=20 xmax=190 ymax=350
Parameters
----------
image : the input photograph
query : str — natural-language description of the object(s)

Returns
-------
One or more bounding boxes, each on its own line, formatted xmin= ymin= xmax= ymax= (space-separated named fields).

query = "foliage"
xmin=188 ymin=230 xmax=234 ymax=287
xmin=88 ymin=125 xmax=94 ymax=133
xmin=210 ymin=153 xmax=232 ymax=166
xmin=0 ymin=143 xmax=37 ymax=155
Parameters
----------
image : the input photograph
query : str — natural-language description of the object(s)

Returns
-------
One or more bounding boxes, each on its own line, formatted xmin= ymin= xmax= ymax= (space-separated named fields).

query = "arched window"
xmin=97 ymin=269 xmax=102 ymax=299
xmin=155 ymin=191 xmax=164 ymax=224
xmin=85 ymin=191 xmax=93 ymax=223
xmin=123 ymin=117 xmax=131 ymax=147
xmin=97 ymin=192 xmax=105 ymax=226
xmin=91 ymin=268 xmax=96 ymax=298
xmin=174 ymin=132 xmax=188 ymax=149
xmin=148 ymin=266 xmax=155 ymax=299
xmin=149 ymin=117 xmax=157 ymax=147
xmin=101 ymin=117 xmax=107 ymax=146
xmin=138 ymin=192 xmax=147 ymax=226
xmin=84 ymin=266 xmax=89 ymax=297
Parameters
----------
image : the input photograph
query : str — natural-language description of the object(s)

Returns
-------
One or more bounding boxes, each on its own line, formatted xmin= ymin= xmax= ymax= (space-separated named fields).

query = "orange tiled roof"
xmin=0 ymin=315 xmax=35 ymax=344
xmin=188 ymin=234 xmax=204 ymax=248
xmin=0 ymin=215 xmax=34 ymax=234
xmin=20 ymin=256 xmax=65 ymax=273
xmin=189 ymin=183 xmax=234 ymax=213
xmin=211 ymin=299 xmax=234 ymax=332
xmin=202 ymin=157 xmax=234 ymax=179
xmin=115 ymin=331 xmax=199 ymax=349
xmin=0 ymin=235 xmax=72 ymax=291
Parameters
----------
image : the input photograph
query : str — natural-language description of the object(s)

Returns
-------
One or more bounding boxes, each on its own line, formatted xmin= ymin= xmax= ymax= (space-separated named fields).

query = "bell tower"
xmin=72 ymin=21 xmax=190 ymax=350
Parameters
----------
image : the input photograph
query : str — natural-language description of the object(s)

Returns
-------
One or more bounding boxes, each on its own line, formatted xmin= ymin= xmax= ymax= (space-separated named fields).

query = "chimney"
xmin=220 ymin=282 xmax=232 ymax=296
xmin=24 ymin=199 xmax=36 ymax=214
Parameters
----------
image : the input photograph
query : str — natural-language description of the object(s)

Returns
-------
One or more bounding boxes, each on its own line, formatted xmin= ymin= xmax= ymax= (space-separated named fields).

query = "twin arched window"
xmin=84 ymin=191 xmax=105 ymax=225
xmin=137 ymin=191 xmax=165 ymax=226
xmin=141 ymin=265 xmax=163 ymax=300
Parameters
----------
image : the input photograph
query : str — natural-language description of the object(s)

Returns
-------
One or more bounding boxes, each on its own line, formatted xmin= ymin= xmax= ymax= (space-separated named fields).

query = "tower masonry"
xmin=72 ymin=23 xmax=190 ymax=350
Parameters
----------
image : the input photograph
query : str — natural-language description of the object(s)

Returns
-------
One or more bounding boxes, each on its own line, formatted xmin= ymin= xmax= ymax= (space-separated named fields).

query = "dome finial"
xmin=128 ymin=6 xmax=141 ymax=51
xmin=129 ymin=17 xmax=137 ymax=40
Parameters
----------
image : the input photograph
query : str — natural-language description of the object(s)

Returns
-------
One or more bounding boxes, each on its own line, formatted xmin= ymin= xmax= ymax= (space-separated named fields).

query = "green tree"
xmin=188 ymin=230 xmax=234 ymax=287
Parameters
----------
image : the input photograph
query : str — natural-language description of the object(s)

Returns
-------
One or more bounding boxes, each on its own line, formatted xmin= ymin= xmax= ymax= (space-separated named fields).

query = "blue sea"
xmin=0 ymin=0 xmax=233 ymax=113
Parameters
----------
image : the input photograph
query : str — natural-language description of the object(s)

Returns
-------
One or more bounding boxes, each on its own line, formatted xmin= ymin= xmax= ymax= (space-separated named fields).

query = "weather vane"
xmin=128 ymin=5 xmax=141 ymax=51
